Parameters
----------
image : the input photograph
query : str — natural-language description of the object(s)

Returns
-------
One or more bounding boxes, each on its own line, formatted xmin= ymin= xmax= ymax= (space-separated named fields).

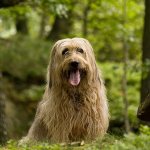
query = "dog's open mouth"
xmin=64 ymin=69 xmax=86 ymax=86
xmin=69 ymin=69 xmax=80 ymax=86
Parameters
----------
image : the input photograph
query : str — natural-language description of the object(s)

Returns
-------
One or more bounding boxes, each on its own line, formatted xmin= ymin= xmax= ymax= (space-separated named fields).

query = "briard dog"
xmin=20 ymin=38 xmax=109 ymax=144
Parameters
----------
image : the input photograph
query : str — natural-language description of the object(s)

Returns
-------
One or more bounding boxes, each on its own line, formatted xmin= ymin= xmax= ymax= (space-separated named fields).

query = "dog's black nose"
xmin=70 ymin=61 xmax=79 ymax=68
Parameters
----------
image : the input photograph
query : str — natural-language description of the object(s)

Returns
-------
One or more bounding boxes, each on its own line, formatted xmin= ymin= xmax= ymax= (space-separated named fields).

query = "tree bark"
xmin=137 ymin=0 xmax=150 ymax=122
xmin=122 ymin=0 xmax=130 ymax=133
xmin=46 ymin=11 xmax=73 ymax=41
xmin=141 ymin=0 xmax=150 ymax=102
xmin=0 ymin=73 xmax=7 ymax=144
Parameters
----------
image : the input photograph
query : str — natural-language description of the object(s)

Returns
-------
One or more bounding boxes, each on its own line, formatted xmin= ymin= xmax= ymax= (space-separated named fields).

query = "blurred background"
xmin=0 ymin=0 xmax=149 ymax=146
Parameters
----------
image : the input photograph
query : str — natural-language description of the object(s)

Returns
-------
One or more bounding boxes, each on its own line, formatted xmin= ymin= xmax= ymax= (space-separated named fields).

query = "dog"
xmin=20 ymin=38 xmax=109 ymax=144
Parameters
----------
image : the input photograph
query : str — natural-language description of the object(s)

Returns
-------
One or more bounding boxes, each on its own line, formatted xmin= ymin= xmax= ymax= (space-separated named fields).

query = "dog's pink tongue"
xmin=69 ymin=70 xmax=80 ymax=86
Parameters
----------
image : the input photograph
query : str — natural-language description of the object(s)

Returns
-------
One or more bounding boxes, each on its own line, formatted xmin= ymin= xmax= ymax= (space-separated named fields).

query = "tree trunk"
xmin=122 ymin=41 xmax=130 ymax=133
xmin=16 ymin=15 xmax=28 ymax=34
xmin=0 ymin=73 xmax=7 ymax=144
xmin=137 ymin=0 xmax=150 ymax=122
xmin=141 ymin=0 xmax=150 ymax=103
xmin=122 ymin=0 xmax=130 ymax=133
xmin=38 ymin=10 xmax=49 ymax=39
xmin=0 ymin=0 xmax=25 ymax=8
xmin=82 ymin=0 xmax=91 ymax=37
xmin=46 ymin=12 xmax=73 ymax=41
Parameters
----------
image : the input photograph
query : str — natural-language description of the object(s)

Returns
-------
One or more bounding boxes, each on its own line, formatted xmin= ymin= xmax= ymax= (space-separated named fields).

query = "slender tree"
xmin=39 ymin=10 xmax=48 ymax=38
xmin=122 ymin=0 xmax=130 ymax=133
xmin=82 ymin=0 xmax=92 ymax=37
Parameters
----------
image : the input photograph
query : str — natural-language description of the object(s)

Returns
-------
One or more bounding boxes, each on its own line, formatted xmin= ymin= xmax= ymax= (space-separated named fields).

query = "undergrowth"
xmin=1 ymin=126 xmax=150 ymax=150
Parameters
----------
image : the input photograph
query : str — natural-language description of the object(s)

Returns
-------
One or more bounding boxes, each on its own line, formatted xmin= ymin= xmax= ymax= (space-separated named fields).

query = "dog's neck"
xmin=63 ymin=87 xmax=85 ymax=111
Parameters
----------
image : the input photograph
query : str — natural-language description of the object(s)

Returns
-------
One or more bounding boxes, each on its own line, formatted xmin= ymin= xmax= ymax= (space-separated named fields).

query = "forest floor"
xmin=0 ymin=132 xmax=150 ymax=150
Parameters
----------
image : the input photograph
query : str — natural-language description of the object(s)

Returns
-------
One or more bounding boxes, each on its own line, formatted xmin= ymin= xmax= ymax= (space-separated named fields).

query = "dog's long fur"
xmin=21 ymin=38 xmax=109 ymax=143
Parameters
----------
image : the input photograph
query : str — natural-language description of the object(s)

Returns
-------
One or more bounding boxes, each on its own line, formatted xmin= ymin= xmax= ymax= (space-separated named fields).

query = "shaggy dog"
xmin=21 ymin=38 xmax=109 ymax=144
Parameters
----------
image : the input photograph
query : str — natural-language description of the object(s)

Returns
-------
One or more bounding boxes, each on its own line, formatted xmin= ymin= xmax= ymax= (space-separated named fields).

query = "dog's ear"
xmin=47 ymin=43 xmax=57 ymax=89
xmin=94 ymin=63 xmax=103 ymax=85
xmin=82 ymin=38 xmax=100 ymax=83
xmin=47 ymin=39 xmax=70 ymax=88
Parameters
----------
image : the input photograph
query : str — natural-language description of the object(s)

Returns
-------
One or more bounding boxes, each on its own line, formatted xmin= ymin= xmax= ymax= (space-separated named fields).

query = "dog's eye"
xmin=62 ymin=48 xmax=69 ymax=55
xmin=77 ymin=48 xmax=84 ymax=53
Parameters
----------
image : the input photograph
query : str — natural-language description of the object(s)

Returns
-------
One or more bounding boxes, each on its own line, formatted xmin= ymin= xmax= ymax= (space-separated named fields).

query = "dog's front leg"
xmin=19 ymin=118 xmax=47 ymax=145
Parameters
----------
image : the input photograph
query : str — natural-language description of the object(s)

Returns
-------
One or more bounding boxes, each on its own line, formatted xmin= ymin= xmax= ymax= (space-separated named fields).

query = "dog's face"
xmin=48 ymin=38 xmax=98 ymax=88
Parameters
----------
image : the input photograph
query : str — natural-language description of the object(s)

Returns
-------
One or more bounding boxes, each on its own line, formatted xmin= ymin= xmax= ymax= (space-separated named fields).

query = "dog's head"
xmin=47 ymin=38 xmax=99 ymax=88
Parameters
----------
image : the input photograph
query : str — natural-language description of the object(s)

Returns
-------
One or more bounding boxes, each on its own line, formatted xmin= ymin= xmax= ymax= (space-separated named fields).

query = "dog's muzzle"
xmin=64 ymin=61 xmax=86 ymax=86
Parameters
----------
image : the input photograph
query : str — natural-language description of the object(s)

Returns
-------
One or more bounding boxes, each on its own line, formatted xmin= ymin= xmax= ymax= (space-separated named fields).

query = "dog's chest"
xmin=69 ymin=92 xmax=85 ymax=111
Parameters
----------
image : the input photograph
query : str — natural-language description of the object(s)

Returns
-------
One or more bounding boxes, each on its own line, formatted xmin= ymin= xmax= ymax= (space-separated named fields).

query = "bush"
xmin=0 ymin=36 xmax=51 ymax=80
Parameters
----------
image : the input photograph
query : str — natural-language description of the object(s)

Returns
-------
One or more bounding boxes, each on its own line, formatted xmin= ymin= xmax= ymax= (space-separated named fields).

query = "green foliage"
xmin=3 ymin=140 xmax=62 ymax=150
xmin=21 ymin=85 xmax=45 ymax=102
xmin=103 ymin=133 xmax=150 ymax=150
xmin=98 ymin=62 xmax=140 ymax=129
xmin=1 ymin=127 xmax=150 ymax=150
xmin=0 ymin=36 xmax=50 ymax=80
xmin=76 ymin=0 xmax=144 ymax=61
xmin=0 ymin=36 xmax=50 ymax=103
xmin=0 ymin=0 xmax=144 ymax=60
xmin=140 ymin=125 xmax=150 ymax=135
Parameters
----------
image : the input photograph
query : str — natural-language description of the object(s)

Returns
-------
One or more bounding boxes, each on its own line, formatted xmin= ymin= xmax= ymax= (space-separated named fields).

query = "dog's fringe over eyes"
xmin=19 ymin=38 xmax=109 ymax=144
